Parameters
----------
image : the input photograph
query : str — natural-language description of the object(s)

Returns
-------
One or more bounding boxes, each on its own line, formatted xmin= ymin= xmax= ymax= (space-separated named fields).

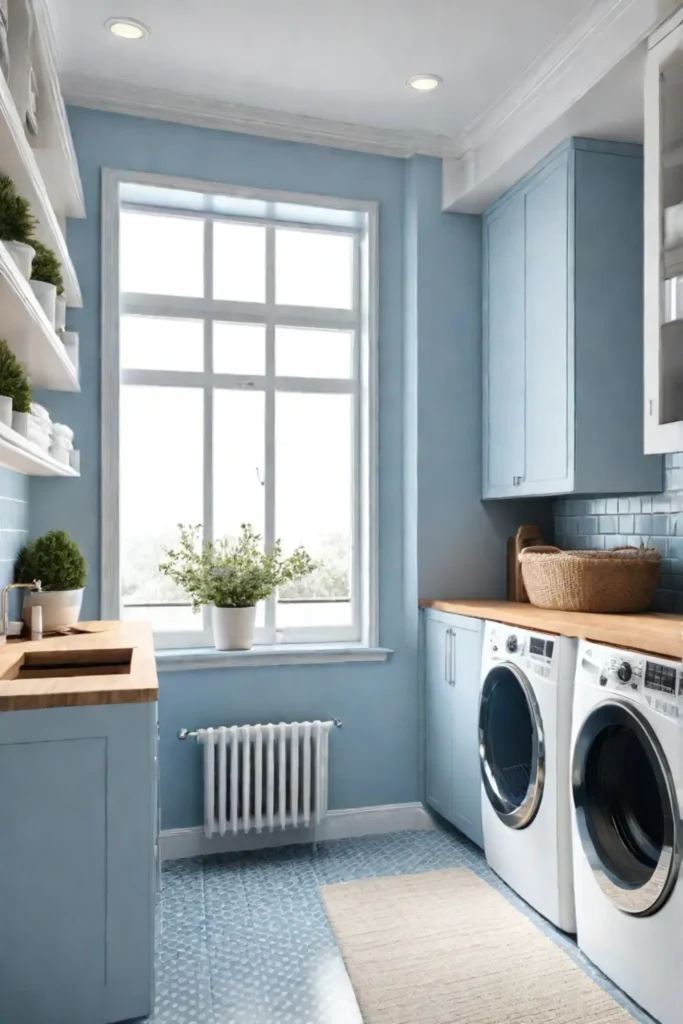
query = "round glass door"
xmin=572 ymin=701 xmax=681 ymax=916
xmin=479 ymin=664 xmax=545 ymax=829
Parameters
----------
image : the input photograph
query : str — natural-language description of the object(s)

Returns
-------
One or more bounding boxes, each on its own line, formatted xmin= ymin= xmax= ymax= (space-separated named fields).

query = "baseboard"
xmin=160 ymin=801 xmax=436 ymax=860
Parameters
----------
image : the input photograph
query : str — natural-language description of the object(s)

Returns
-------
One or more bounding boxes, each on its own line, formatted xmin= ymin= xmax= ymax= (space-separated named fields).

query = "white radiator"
xmin=197 ymin=720 xmax=333 ymax=838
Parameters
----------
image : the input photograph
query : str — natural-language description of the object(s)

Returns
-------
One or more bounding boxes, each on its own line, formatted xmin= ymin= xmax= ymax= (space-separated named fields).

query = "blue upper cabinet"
xmin=483 ymin=139 xmax=663 ymax=499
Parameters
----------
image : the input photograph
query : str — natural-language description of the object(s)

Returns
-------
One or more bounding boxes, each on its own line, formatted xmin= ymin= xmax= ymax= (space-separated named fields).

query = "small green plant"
xmin=159 ymin=524 xmax=316 ymax=609
xmin=0 ymin=175 xmax=37 ymax=244
xmin=0 ymin=339 xmax=31 ymax=413
xmin=30 ymin=241 xmax=64 ymax=294
xmin=16 ymin=530 xmax=87 ymax=591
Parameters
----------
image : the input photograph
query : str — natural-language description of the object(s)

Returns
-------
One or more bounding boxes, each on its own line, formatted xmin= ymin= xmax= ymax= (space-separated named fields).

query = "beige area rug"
xmin=322 ymin=867 xmax=635 ymax=1024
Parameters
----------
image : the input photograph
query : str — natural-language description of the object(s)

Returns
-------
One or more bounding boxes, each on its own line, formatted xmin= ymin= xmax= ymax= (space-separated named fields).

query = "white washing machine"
xmin=479 ymin=622 xmax=577 ymax=932
xmin=571 ymin=641 xmax=683 ymax=1024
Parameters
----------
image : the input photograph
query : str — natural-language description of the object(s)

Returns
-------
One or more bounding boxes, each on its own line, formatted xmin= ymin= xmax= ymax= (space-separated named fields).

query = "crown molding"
xmin=61 ymin=73 xmax=451 ymax=160
xmin=443 ymin=0 xmax=675 ymax=212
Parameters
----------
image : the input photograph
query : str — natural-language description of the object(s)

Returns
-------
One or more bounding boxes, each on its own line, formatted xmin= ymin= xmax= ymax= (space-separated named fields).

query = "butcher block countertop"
xmin=0 ymin=621 xmax=159 ymax=712
xmin=420 ymin=599 xmax=683 ymax=660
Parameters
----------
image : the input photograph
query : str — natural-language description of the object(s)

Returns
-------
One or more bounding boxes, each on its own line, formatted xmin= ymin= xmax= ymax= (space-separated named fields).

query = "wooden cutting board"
xmin=507 ymin=525 xmax=543 ymax=603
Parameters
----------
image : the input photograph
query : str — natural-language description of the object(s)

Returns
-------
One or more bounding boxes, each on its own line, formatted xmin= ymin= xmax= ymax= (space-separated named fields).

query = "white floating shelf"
xmin=0 ymin=420 xmax=78 ymax=476
xmin=0 ymin=241 xmax=79 ymax=391
xmin=0 ymin=66 xmax=81 ymax=306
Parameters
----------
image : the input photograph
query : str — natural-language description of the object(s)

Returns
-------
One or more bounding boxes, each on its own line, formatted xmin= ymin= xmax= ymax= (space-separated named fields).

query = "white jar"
xmin=61 ymin=331 xmax=79 ymax=375
xmin=0 ymin=395 xmax=12 ymax=427
xmin=11 ymin=410 xmax=29 ymax=436
xmin=4 ymin=240 xmax=35 ymax=279
xmin=55 ymin=293 xmax=66 ymax=332
xmin=30 ymin=279 xmax=57 ymax=327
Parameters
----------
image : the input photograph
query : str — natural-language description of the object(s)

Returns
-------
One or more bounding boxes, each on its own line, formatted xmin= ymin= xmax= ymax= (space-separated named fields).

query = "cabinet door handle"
xmin=450 ymin=630 xmax=456 ymax=686
xmin=444 ymin=628 xmax=450 ymax=682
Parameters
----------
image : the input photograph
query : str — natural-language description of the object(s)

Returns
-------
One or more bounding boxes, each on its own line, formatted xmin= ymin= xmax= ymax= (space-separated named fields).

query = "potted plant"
xmin=16 ymin=530 xmax=87 ymax=631
xmin=0 ymin=175 xmax=36 ymax=279
xmin=160 ymin=524 xmax=316 ymax=650
xmin=0 ymin=338 xmax=31 ymax=430
xmin=30 ymin=240 xmax=63 ymax=328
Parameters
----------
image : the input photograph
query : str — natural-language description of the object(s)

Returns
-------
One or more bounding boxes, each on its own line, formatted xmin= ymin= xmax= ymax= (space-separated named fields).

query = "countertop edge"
xmin=419 ymin=599 xmax=683 ymax=660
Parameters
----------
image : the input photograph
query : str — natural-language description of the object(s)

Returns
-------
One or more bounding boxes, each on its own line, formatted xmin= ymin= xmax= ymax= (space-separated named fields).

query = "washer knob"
xmin=617 ymin=662 xmax=633 ymax=683
xmin=506 ymin=635 xmax=518 ymax=654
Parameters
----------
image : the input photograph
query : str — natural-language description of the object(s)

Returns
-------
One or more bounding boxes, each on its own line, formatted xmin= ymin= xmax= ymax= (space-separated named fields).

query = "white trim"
xmin=443 ymin=0 xmax=678 ymax=212
xmin=101 ymin=170 xmax=380 ymax=646
xmin=155 ymin=643 xmax=392 ymax=671
xmin=101 ymin=169 xmax=121 ymax=620
xmin=159 ymin=802 xmax=435 ymax=859
xmin=61 ymin=74 xmax=450 ymax=159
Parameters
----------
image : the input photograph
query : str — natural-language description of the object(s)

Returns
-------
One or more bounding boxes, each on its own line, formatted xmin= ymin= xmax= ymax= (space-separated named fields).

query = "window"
xmin=102 ymin=172 xmax=378 ymax=650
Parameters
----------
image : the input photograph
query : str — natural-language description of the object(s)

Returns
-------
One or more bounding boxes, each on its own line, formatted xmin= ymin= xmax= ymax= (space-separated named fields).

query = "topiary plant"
xmin=0 ymin=339 xmax=31 ymax=413
xmin=16 ymin=530 xmax=87 ymax=591
xmin=30 ymin=241 xmax=64 ymax=294
xmin=0 ymin=175 xmax=37 ymax=244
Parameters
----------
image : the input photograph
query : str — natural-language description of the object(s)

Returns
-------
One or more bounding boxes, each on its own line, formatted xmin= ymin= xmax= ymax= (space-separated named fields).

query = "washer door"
xmin=479 ymin=663 xmax=545 ymax=830
xmin=572 ymin=700 xmax=682 ymax=916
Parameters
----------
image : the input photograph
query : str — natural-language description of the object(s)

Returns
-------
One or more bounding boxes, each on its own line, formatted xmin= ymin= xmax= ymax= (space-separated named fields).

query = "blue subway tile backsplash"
xmin=553 ymin=454 xmax=683 ymax=612
xmin=0 ymin=469 xmax=29 ymax=596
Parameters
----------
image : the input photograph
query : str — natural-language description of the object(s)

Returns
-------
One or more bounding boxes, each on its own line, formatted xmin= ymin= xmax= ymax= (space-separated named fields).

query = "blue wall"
xmin=30 ymin=108 xmax=520 ymax=830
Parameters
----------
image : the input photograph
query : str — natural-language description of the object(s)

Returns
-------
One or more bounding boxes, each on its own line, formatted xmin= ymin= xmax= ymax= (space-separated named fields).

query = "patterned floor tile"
xmin=144 ymin=825 xmax=655 ymax=1024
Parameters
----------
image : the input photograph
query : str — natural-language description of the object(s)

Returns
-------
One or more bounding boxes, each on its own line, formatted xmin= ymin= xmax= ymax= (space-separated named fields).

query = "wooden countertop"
xmin=420 ymin=599 xmax=683 ymax=660
xmin=0 ymin=621 xmax=159 ymax=712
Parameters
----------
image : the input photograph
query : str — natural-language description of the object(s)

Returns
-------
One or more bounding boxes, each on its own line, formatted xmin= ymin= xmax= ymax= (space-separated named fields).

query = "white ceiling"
xmin=52 ymin=0 xmax=597 ymax=139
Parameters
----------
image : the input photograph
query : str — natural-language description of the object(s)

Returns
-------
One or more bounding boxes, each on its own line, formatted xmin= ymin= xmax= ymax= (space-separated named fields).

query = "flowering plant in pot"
xmin=0 ymin=175 xmax=37 ymax=279
xmin=30 ymin=240 xmax=63 ymax=328
xmin=0 ymin=338 xmax=31 ymax=430
xmin=159 ymin=523 xmax=316 ymax=650
xmin=16 ymin=530 xmax=88 ymax=632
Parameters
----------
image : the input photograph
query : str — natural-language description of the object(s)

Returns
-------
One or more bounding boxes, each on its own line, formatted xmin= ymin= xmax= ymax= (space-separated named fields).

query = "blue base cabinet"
xmin=483 ymin=138 xmax=663 ymax=499
xmin=424 ymin=610 xmax=483 ymax=847
xmin=0 ymin=702 xmax=158 ymax=1024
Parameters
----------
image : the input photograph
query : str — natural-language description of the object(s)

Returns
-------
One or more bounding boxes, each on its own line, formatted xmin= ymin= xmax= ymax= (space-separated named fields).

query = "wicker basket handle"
xmin=518 ymin=545 xmax=561 ymax=562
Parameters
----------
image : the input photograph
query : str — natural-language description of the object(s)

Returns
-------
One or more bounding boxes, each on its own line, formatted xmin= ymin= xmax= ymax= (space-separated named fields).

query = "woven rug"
xmin=322 ymin=866 xmax=634 ymax=1023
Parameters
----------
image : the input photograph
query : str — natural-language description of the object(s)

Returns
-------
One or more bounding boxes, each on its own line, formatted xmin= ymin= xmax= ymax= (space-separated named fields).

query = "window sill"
xmin=155 ymin=643 xmax=393 ymax=672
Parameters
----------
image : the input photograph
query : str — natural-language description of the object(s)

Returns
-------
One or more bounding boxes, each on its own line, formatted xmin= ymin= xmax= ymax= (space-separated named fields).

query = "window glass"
xmin=120 ymin=211 xmax=204 ymax=297
xmin=275 ymin=327 xmax=352 ymax=379
xmin=213 ymin=322 xmax=266 ymax=375
xmin=213 ymin=222 xmax=266 ymax=302
xmin=275 ymin=229 xmax=353 ymax=308
xmin=121 ymin=315 xmax=204 ymax=372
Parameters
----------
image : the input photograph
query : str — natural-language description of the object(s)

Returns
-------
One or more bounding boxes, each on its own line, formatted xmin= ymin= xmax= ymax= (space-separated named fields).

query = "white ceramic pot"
xmin=11 ymin=410 xmax=28 ymax=436
xmin=61 ymin=331 xmax=79 ymax=375
xmin=0 ymin=394 xmax=11 ymax=426
xmin=22 ymin=588 xmax=84 ymax=632
xmin=30 ymin=279 xmax=57 ymax=326
xmin=55 ymin=293 xmax=66 ymax=332
xmin=4 ymin=240 xmax=35 ymax=279
xmin=211 ymin=605 xmax=257 ymax=651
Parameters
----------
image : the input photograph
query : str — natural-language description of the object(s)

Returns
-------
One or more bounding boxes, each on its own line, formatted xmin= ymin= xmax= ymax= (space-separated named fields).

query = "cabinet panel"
xmin=425 ymin=616 xmax=452 ymax=819
xmin=424 ymin=612 xmax=483 ymax=848
xmin=451 ymin=622 xmax=484 ymax=848
xmin=0 ymin=703 xmax=157 ymax=1024
xmin=485 ymin=193 xmax=526 ymax=493
xmin=524 ymin=162 xmax=571 ymax=490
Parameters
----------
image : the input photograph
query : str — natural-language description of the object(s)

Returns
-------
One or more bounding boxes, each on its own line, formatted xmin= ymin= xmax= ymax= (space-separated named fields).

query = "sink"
xmin=2 ymin=648 xmax=133 ymax=680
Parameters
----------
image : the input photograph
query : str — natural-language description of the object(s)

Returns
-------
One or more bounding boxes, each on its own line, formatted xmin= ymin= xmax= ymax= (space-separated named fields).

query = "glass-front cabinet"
xmin=645 ymin=9 xmax=683 ymax=452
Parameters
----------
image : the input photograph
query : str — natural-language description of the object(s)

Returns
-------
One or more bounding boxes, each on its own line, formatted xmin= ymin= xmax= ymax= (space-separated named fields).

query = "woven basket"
xmin=518 ymin=545 xmax=661 ymax=613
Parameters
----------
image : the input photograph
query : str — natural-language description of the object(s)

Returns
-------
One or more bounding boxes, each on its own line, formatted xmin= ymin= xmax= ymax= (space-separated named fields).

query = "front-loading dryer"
xmin=479 ymin=622 xmax=578 ymax=932
xmin=571 ymin=640 xmax=683 ymax=1024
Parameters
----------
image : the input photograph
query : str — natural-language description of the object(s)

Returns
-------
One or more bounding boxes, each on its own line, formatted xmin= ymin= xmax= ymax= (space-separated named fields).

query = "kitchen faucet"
xmin=0 ymin=581 xmax=41 ymax=642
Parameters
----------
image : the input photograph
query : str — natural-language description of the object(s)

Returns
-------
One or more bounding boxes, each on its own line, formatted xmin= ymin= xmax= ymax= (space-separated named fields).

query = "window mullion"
xmin=265 ymin=225 xmax=276 ymax=639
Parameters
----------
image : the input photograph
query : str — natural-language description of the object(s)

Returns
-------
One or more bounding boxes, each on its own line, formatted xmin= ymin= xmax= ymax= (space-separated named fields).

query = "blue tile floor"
xmin=146 ymin=824 xmax=656 ymax=1024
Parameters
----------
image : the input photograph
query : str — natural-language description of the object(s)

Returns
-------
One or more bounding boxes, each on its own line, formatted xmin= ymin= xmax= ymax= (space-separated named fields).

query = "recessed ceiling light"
xmin=106 ymin=17 xmax=149 ymax=40
xmin=407 ymin=74 xmax=442 ymax=92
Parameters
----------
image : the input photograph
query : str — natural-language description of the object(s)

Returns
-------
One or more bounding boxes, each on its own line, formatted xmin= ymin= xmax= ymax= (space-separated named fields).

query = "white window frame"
xmin=101 ymin=169 xmax=378 ymax=651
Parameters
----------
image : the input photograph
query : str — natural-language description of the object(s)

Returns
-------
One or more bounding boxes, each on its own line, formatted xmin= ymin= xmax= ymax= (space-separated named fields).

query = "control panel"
xmin=485 ymin=623 xmax=560 ymax=681
xmin=586 ymin=643 xmax=683 ymax=720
